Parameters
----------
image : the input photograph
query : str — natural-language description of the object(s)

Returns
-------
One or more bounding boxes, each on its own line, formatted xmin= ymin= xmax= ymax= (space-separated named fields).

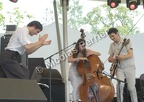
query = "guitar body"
xmin=110 ymin=60 xmax=119 ymax=77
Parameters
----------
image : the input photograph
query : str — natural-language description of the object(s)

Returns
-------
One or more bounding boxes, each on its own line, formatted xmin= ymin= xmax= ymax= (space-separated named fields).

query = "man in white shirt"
xmin=0 ymin=21 xmax=51 ymax=79
xmin=107 ymin=28 xmax=138 ymax=102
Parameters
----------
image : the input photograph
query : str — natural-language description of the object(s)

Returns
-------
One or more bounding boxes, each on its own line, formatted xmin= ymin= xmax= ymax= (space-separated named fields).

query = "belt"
xmin=5 ymin=49 xmax=20 ymax=59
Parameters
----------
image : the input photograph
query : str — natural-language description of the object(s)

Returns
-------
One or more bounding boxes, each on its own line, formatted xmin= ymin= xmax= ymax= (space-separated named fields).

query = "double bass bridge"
xmin=86 ymin=73 xmax=95 ymax=82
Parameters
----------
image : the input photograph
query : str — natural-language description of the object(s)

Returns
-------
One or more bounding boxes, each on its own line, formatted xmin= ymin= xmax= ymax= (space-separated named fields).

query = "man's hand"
xmin=39 ymin=34 xmax=48 ymax=44
xmin=108 ymin=56 xmax=115 ymax=62
xmin=115 ymin=55 xmax=125 ymax=61
xmin=43 ymin=40 xmax=51 ymax=45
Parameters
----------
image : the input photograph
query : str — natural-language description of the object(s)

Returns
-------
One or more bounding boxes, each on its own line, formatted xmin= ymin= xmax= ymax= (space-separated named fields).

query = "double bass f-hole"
xmin=96 ymin=64 xmax=103 ymax=80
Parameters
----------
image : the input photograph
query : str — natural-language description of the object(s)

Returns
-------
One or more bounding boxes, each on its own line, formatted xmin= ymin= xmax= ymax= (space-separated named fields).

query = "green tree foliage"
xmin=66 ymin=0 xmax=84 ymax=29
xmin=41 ymin=8 xmax=54 ymax=26
xmin=46 ymin=0 xmax=140 ymax=35
xmin=0 ymin=2 xmax=5 ymax=27
xmin=82 ymin=4 xmax=140 ymax=35
xmin=7 ymin=7 xmax=34 ymax=26
xmin=0 ymin=1 xmax=34 ymax=30
xmin=35 ymin=0 xmax=141 ymax=35
xmin=42 ymin=0 xmax=84 ymax=29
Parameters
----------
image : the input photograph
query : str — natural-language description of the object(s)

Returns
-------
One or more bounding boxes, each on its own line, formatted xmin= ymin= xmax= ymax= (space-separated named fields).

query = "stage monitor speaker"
xmin=31 ymin=68 xmax=65 ymax=102
xmin=110 ymin=78 xmax=142 ymax=102
xmin=0 ymin=78 xmax=47 ymax=102
xmin=31 ymin=68 xmax=62 ymax=84
xmin=136 ymin=78 xmax=141 ymax=92
xmin=0 ymin=35 xmax=28 ymax=66
xmin=28 ymin=58 xmax=46 ymax=79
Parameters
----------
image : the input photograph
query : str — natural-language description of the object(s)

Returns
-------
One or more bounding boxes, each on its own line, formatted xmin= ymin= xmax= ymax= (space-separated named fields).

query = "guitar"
xmin=110 ymin=38 xmax=130 ymax=78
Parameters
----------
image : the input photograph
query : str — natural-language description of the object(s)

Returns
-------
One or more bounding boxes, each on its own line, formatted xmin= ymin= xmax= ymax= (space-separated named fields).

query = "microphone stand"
xmin=44 ymin=42 xmax=76 ymax=102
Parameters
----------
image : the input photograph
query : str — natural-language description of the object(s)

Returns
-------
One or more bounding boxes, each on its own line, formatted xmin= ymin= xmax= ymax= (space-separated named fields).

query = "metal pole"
xmin=53 ymin=0 xmax=63 ymax=77
xmin=61 ymin=0 xmax=69 ymax=102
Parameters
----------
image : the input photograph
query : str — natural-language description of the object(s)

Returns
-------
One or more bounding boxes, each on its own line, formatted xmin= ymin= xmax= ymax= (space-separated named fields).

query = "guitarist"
xmin=107 ymin=28 xmax=138 ymax=102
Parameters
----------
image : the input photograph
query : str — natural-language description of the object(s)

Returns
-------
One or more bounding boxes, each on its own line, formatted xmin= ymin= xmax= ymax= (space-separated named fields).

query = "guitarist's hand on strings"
xmin=109 ymin=55 xmax=119 ymax=74
xmin=108 ymin=56 xmax=115 ymax=63
xmin=115 ymin=54 xmax=125 ymax=61
xmin=109 ymin=54 xmax=125 ymax=63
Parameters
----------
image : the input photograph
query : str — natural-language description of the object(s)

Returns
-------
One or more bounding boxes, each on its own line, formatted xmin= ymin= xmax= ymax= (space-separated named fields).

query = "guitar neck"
xmin=117 ymin=38 xmax=129 ymax=55
xmin=115 ymin=59 xmax=119 ymax=63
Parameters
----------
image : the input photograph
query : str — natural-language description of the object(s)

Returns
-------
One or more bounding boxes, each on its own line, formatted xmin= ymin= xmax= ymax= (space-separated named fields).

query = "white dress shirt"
xmin=5 ymin=26 xmax=31 ymax=55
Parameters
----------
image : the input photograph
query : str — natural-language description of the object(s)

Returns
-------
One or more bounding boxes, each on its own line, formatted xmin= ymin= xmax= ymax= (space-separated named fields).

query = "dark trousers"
xmin=0 ymin=50 xmax=29 ymax=79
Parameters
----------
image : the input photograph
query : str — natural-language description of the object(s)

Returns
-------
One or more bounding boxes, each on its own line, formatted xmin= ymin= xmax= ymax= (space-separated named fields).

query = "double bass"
xmin=77 ymin=29 xmax=115 ymax=102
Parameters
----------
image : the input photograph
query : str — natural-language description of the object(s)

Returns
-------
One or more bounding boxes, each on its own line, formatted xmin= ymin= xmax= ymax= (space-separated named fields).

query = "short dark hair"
xmin=107 ymin=28 xmax=118 ymax=35
xmin=27 ymin=21 xmax=43 ymax=31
